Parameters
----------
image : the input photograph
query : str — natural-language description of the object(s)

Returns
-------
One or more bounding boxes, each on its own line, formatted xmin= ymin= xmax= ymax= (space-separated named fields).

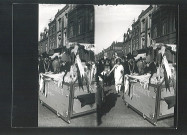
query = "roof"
xmin=132 ymin=18 xmax=140 ymax=27
xmin=114 ymin=42 xmax=124 ymax=47
xmin=48 ymin=19 xmax=56 ymax=26
xmin=138 ymin=5 xmax=153 ymax=19
xmin=55 ymin=5 xmax=69 ymax=18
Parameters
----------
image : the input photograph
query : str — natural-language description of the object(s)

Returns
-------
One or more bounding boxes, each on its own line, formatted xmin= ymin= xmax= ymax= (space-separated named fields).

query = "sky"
xmin=94 ymin=5 xmax=149 ymax=54
xmin=39 ymin=4 xmax=66 ymax=39
xmin=39 ymin=4 xmax=149 ymax=54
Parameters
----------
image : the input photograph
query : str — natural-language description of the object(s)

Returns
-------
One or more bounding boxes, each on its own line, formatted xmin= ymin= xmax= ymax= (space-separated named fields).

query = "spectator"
xmin=136 ymin=57 xmax=146 ymax=75
xmin=38 ymin=56 xmax=45 ymax=73
xmin=52 ymin=56 xmax=60 ymax=74
xmin=124 ymin=54 xmax=138 ymax=75
xmin=43 ymin=55 xmax=50 ymax=72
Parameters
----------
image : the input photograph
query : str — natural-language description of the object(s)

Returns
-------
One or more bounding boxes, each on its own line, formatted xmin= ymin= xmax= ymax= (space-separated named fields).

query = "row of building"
xmin=39 ymin=4 xmax=94 ymax=55
xmin=96 ymin=5 xmax=177 ymax=60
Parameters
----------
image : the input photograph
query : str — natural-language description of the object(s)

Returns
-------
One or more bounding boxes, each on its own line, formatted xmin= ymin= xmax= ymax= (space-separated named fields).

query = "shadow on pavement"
xmin=97 ymin=92 xmax=120 ymax=126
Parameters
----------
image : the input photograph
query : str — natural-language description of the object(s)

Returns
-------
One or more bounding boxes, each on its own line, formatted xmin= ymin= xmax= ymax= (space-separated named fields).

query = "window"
xmin=141 ymin=37 xmax=145 ymax=48
xmin=153 ymin=26 xmax=157 ymax=38
xmin=89 ymin=12 xmax=94 ymax=31
xmin=78 ymin=18 xmax=83 ymax=35
xmin=46 ymin=43 xmax=47 ymax=52
xmin=141 ymin=19 xmax=145 ymax=32
xmin=58 ymin=18 xmax=62 ymax=31
xmin=51 ymin=26 xmax=53 ymax=34
xmin=64 ymin=14 xmax=68 ymax=27
xmin=69 ymin=22 xmax=74 ymax=38
xmin=148 ymin=15 xmax=151 ymax=29
xmin=162 ymin=21 xmax=167 ymax=35
xmin=62 ymin=17 xmax=64 ymax=29
xmin=172 ymin=14 xmax=176 ymax=32
xmin=53 ymin=25 xmax=55 ymax=34
xmin=136 ymin=27 xmax=138 ymax=36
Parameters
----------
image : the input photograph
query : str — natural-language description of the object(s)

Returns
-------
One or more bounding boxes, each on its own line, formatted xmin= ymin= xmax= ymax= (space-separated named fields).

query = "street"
xmin=98 ymin=85 xmax=174 ymax=127
xmin=38 ymin=101 xmax=97 ymax=127
xmin=38 ymin=85 xmax=174 ymax=127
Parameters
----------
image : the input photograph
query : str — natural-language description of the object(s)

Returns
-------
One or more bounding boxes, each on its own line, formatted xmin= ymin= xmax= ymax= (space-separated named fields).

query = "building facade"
xmin=123 ymin=28 xmax=132 ymax=55
xmin=67 ymin=5 xmax=94 ymax=44
xmin=151 ymin=5 xmax=177 ymax=44
xmin=39 ymin=28 xmax=48 ymax=55
xmin=55 ymin=5 xmax=70 ymax=49
xmin=131 ymin=19 xmax=141 ymax=51
xmin=105 ymin=41 xmax=124 ymax=59
xmin=138 ymin=5 xmax=153 ymax=49
xmin=48 ymin=19 xmax=57 ymax=52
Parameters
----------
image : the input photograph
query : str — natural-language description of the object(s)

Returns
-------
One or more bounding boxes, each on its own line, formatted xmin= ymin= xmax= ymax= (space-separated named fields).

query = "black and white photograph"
xmin=38 ymin=4 xmax=96 ymax=127
xmin=95 ymin=4 xmax=177 ymax=127
xmin=38 ymin=4 xmax=177 ymax=128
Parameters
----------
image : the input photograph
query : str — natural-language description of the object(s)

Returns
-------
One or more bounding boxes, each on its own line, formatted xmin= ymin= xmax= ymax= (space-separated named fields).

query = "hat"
xmin=115 ymin=57 xmax=122 ymax=63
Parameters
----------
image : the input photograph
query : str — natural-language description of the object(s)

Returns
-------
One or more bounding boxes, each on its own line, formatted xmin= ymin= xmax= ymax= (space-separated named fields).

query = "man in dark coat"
xmin=136 ymin=57 xmax=146 ymax=75
xmin=52 ymin=56 xmax=60 ymax=74
xmin=38 ymin=56 xmax=45 ymax=73
xmin=43 ymin=55 xmax=51 ymax=73
xmin=123 ymin=53 xmax=138 ymax=75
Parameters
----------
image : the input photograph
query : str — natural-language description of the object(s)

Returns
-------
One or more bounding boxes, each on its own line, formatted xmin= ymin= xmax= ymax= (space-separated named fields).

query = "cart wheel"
xmin=143 ymin=114 xmax=146 ymax=119
xmin=153 ymin=122 xmax=157 ymax=126
xmin=40 ymin=100 xmax=43 ymax=105
xmin=57 ymin=112 xmax=60 ymax=117
xmin=68 ymin=120 xmax=70 ymax=124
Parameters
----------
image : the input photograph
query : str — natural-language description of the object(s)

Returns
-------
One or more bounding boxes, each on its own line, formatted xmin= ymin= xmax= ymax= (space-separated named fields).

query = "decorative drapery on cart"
xmin=39 ymin=42 xmax=98 ymax=124
xmin=123 ymin=43 xmax=176 ymax=125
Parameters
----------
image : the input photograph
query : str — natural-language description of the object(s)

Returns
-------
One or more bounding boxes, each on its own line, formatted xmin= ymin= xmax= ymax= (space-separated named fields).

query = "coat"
xmin=52 ymin=59 xmax=60 ymax=74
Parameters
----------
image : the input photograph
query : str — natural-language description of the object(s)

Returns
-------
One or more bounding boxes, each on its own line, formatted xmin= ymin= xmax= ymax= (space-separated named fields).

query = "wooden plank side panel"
xmin=124 ymin=82 xmax=157 ymax=120
xmin=72 ymin=83 xmax=96 ymax=115
xmin=39 ymin=80 xmax=70 ymax=118
xmin=159 ymin=86 xmax=175 ymax=116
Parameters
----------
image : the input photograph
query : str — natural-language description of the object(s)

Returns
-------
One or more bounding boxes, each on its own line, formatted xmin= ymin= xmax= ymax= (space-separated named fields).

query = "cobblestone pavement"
xmin=38 ymin=85 xmax=174 ymax=127
xmin=98 ymin=85 xmax=174 ymax=127
xmin=38 ymin=101 xmax=97 ymax=127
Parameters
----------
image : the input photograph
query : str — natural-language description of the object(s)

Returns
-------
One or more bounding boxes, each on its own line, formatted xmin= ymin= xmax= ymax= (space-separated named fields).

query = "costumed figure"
xmin=108 ymin=57 xmax=124 ymax=94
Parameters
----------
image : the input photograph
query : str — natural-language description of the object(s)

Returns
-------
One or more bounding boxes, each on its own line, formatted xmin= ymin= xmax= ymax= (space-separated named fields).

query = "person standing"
xmin=136 ymin=57 xmax=146 ymax=75
xmin=52 ymin=56 xmax=60 ymax=74
xmin=38 ymin=56 xmax=45 ymax=73
xmin=43 ymin=55 xmax=50 ymax=73
xmin=124 ymin=54 xmax=138 ymax=75
xmin=101 ymin=53 xmax=112 ymax=86
xmin=108 ymin=57 xmax=124 ymax=94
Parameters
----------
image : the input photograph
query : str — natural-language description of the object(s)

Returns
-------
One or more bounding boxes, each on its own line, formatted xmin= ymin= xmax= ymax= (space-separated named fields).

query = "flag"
xmin=76 ymin=64 xmax=84 ymax=90
xmin=71 ymin=44 xmax=79 ymax=55
xmin=75 ymin=55 xmax=85 ymax=78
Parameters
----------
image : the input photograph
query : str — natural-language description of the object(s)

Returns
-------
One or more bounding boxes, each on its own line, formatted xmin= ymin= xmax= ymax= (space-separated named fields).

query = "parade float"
xmin=39 ymin=42 xmax=97 ymax=124
xmin=123 ymin=43 xmax=176 ymax=125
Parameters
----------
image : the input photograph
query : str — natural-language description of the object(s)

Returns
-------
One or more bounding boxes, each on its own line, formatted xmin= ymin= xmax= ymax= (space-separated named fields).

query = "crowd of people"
xmin=38 ymin=43 xmax=176 ymax=96
xmin=96 ymin=51 xmax=159 ymax=94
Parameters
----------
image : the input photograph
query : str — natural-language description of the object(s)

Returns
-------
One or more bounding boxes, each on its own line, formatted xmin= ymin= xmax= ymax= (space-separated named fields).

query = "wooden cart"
xmin=123 ymin=77 xmax=175 ymax=125
xmin=39 ymin=75 xmax=96 ymax=124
